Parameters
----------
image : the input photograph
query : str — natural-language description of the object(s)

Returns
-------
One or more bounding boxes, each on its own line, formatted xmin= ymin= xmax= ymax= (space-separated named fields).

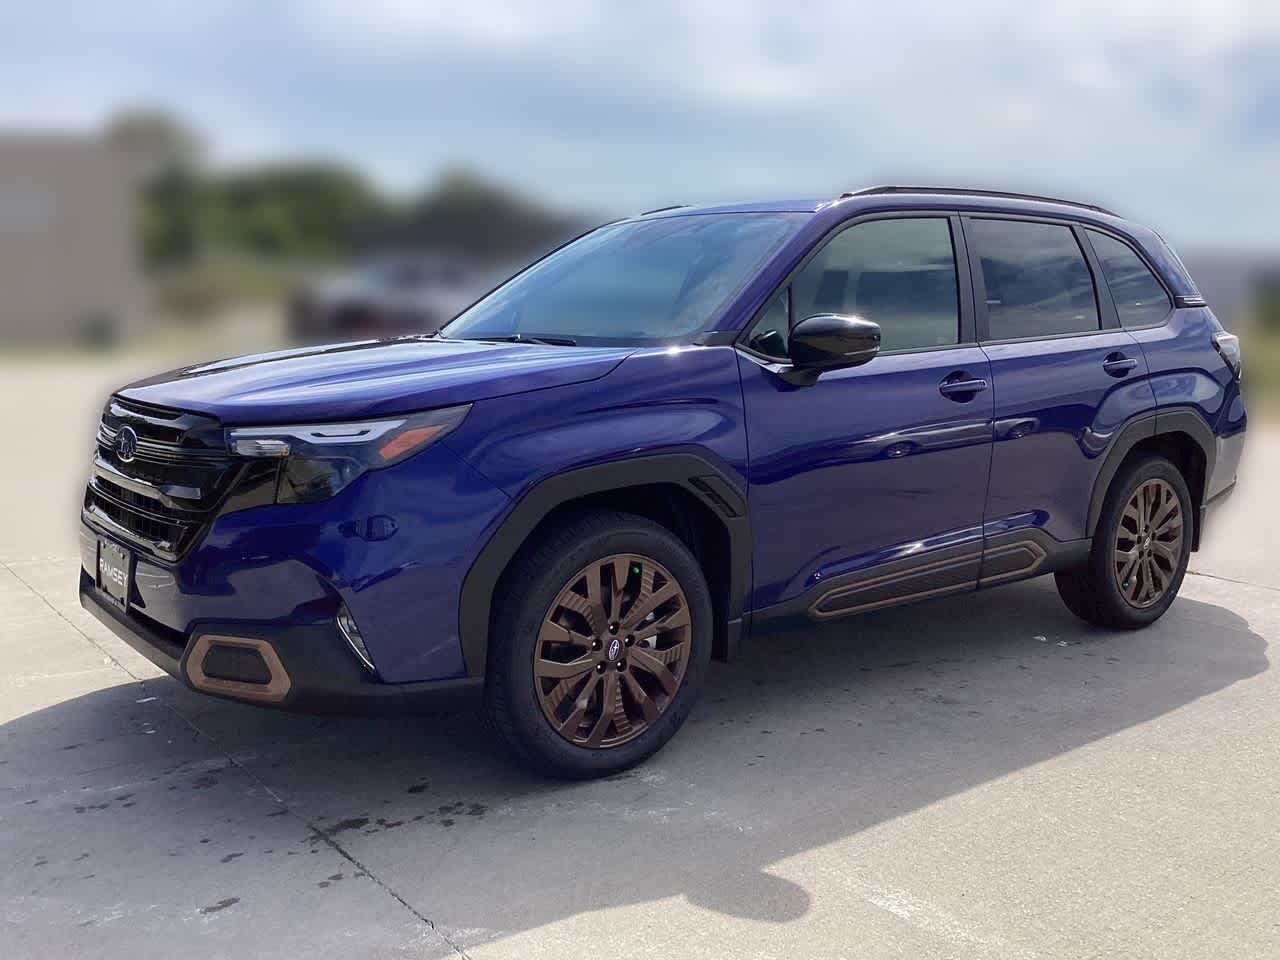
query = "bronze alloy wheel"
xmin=533 ymin=553 xmax=692 ymax=748
xmin=1114 ymin=477 xmax=1184 ymax=608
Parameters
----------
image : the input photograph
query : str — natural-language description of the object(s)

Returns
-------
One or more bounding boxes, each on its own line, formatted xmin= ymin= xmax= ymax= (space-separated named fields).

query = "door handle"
xmin=1102 ymin=353 xmax=1138 ymax=377
xmin=938 ymin=374 xmax=989 ymax=400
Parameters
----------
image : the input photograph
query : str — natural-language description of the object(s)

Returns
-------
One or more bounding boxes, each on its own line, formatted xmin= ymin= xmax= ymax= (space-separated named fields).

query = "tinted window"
xmin=779 ymin=218 xmax=960 ymax=353
xmin=745 ymin=288 xmax=790 ymax=359
xmin=969 ymin=219 xmax=1099 ymax=340
xmin=1087 ymin=229 xmax=1172 ymax=327
xmin=443 ymin=212 xmax=804 ymax=346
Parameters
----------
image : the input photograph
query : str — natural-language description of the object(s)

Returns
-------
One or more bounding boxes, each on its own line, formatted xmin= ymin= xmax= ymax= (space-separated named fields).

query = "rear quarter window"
xmin=1086 ymin=229 xmax=1173 ymax=327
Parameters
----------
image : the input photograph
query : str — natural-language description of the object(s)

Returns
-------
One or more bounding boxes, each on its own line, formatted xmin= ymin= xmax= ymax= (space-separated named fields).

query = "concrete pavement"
xmin=2 ymin=351 xmax=1277 ymax=958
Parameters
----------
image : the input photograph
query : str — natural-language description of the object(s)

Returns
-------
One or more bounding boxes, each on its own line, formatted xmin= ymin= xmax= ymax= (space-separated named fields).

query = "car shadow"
xmin=3 ymin=578 xmax=1268 ymax=954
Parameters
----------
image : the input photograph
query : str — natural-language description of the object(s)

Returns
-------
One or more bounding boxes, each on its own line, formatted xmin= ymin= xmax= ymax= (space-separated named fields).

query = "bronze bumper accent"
xmin=187 ymin=634 xmax=292 ymax=703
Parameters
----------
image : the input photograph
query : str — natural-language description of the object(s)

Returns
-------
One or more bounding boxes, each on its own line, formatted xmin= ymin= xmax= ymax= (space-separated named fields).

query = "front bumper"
xmin=81 ymin=417 xmax=514 ymax=683
xmin=79 ymin=570 xmax=482 ymax=714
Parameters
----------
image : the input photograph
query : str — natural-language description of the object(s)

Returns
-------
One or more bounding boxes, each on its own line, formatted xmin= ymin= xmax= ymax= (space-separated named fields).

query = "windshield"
xmin=441 ymin=212 xmax=806 ymax=346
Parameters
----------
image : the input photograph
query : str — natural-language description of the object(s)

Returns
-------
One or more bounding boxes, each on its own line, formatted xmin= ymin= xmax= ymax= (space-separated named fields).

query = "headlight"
xmin=226 ymin=404 xmax=470 ymax=503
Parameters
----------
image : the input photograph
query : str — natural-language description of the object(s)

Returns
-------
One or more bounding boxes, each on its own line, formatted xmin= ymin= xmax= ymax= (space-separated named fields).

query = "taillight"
xmin=1212 ymin=331 xmax=1241 ymax=380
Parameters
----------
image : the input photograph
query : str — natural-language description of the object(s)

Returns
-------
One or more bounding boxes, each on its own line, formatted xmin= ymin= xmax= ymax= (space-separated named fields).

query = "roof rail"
xmin=640 ymin=204 xmax=691 ymax=216
xmin=840 ymin=186 xmax=1117 ymax=217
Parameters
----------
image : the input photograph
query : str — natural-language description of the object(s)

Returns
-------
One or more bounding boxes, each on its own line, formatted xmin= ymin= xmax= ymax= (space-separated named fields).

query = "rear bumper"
xmin=79 ymin=571 xmax=483 ymax=715
xmin=1198 ymin=478 xmax=1237 ymax=545
xmin=1196 ymin=411 xmax=1244 ymax=549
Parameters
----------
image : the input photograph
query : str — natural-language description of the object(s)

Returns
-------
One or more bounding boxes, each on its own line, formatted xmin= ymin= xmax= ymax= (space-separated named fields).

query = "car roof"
xmin=636 ymin=186 xmax=1132 ymax=228
xmin=636 ymin=199 xmax=827 ymax=217
xmin=641 ymin=186 xmax=1200 ymax=312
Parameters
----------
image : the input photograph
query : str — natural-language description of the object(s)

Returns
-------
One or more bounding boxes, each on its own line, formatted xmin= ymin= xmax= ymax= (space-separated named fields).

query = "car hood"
xmin=118 ymin=338 xmax=633 ymax=425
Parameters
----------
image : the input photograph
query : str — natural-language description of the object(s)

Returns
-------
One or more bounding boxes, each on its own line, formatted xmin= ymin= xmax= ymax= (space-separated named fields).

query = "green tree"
xmin=209 ymin=163 xmax=386 ymax=259
xmin=140 ymin=167 xmax=204 ymax=268
xmin=108 ymin=109 xmax=206 ymax=268
xmin=113 ymin=107 xmax=574 ymax=272
xmin=402 ymin=168 xmax=582 ymax=260
xmin=1258 ymin=274 xmax=1280 ymax=334
xmin=106 ymin=108 xmax=202 ymax=184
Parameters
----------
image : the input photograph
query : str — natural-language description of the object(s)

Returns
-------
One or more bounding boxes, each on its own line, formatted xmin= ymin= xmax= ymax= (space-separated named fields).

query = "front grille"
xmin=84 ymin=396 xmax=251 ymax=561
xmin=88 ymin=488 xmax=192 ymax=553
xmin=95 ymin=476 xmax=161 ymax=513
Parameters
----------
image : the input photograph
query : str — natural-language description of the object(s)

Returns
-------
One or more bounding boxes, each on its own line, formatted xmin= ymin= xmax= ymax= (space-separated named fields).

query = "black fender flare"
xmin=1085 ymin=407 xmax=1216 ymax=540
xmin=458 ymin=450 xmax=751 ymax=677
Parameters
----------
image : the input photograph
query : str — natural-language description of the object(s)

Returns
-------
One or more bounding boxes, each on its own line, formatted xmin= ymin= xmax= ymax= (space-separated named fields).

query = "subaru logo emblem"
xmin=606 ymin=637 xmax=621 ymax=661
xmin=115 ymin=425 xmax=139 ymax=463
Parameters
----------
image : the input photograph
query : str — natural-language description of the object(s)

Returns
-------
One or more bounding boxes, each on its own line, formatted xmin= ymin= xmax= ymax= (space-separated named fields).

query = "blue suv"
xmin=80 ymin=186 xmax=1246 ymax=777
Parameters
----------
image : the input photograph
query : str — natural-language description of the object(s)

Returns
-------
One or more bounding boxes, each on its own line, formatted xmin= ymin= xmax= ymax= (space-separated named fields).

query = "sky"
xmin=1 ymin=0 xmax=1278 ymax=250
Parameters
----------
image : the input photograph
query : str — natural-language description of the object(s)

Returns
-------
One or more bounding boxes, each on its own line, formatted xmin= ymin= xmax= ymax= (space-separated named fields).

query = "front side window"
xmin=442 ymin=212 xmax=805 ymax=346
xmin=969 ymin=219 xmax=1099 ymax=340
xmin=1086 ymin=229 xmax=1172 ymax=327
xmin=745 ymin=288 xmax=790 ymax=359
xmin=745 ymin=217 xmax=960 ymax=358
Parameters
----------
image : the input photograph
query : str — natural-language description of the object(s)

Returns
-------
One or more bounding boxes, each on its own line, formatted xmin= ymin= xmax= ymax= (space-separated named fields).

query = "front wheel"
xmin=1056 ymin=454 xmax=1192 ymax=629
xmin=486 ymin=510 xmax=713 ymax=779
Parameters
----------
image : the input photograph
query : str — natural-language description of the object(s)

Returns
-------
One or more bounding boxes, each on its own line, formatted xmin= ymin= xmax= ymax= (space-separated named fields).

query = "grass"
xmin=1242 ymin=328 xmax=1280 ymax=417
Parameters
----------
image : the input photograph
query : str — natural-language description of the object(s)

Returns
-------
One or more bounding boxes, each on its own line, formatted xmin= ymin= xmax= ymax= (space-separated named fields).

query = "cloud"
xmin=0 ymin=0 xmax=1277 ymax=247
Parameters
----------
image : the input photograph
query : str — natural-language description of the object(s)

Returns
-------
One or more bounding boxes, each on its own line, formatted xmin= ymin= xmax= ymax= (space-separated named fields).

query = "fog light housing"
xmin=336 ymin=604 xmax=377 ymax=675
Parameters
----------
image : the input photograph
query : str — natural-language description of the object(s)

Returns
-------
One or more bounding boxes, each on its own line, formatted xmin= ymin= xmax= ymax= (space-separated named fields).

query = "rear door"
xmin=963 ymin=215 xmax=1156 ymax=576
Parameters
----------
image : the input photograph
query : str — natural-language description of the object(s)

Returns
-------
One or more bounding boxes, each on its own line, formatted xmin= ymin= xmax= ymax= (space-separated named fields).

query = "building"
xmin=0 ymin=133 xmax=142 ymax=341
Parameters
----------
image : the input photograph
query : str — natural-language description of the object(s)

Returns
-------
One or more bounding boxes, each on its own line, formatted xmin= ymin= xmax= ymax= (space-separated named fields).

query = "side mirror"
xmin=789 ymin=314 xmax=881 ymax=371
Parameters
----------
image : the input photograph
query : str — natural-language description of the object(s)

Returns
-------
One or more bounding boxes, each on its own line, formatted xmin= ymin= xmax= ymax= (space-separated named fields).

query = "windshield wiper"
xmin=470 ymin=333 xmax=578 ymax=346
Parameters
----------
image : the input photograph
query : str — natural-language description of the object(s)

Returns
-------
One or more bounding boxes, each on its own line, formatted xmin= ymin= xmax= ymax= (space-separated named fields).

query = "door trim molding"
xmin=809 ymin=546 xmax=981 ymax=619
xmin=750 ymin=529 xmax=1090 ymax=628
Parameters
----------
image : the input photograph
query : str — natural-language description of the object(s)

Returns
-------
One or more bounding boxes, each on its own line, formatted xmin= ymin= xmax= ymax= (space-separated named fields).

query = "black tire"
xmin=1055 ymin=454 xmax=1193 ymax=629
xmin=486 ymin=509 xmax=713 ymax=779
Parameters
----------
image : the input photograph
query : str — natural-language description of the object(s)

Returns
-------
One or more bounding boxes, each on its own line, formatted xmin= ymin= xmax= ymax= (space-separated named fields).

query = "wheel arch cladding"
xmin=1086 ymin=408 xmax=1214 ymax=549
xmin=458 ymin=452 xmax=751 ymax=677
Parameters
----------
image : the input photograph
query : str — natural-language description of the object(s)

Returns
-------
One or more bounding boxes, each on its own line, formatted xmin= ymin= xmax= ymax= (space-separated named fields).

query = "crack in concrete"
xmin=3 ymin=558 xmax=475 ymax=960
xmin=1186 ymin=568 xmax=1279 ymax=593
xmin=1 ymin=560 xmax=146 ymax=683
xmin=12 ymin=555 xmax=1271 ymax=960
xmin=158 ymin=707 xmax=476 ymax=960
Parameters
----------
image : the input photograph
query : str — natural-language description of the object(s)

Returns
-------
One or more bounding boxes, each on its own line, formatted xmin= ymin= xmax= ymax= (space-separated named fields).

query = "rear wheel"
xmin=486 ymin=509 xmax=712 ymax=779
xmin=1056 ymin=455 xmax=1192 ymax=629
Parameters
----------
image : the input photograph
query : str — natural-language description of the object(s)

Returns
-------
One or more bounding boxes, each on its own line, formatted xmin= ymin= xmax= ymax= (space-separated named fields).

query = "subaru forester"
xmin=80 ymin=186 xmax=1246 ymax=778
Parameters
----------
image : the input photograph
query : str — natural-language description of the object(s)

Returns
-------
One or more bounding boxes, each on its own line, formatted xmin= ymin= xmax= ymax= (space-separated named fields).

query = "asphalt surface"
xmin=2 ymin=351 xmax=1278 ymax=959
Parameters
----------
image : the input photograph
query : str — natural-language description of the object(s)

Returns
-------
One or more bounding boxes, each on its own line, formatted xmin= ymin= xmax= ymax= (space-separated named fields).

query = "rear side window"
xmin=788 ymin=218 xmax=960 ymax=352
xmin=968 ymin=219 xmax=1099 ymax=340
xmin=1086 ymin=229 xmax=1172 ymax=327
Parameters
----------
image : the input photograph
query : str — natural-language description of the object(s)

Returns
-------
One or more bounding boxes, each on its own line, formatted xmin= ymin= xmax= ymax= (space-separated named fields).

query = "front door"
xmin=738 ymin=214 xmax=994 ymax=617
